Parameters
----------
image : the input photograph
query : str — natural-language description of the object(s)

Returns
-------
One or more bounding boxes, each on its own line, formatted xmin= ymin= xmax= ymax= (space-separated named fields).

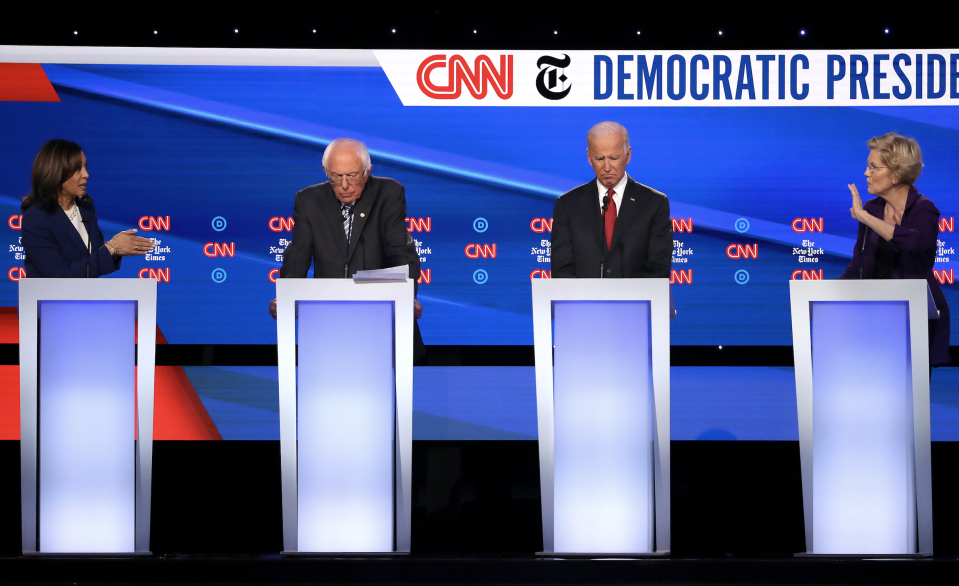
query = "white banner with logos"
xmin=373 ymin=49 xmax=959 ymax=107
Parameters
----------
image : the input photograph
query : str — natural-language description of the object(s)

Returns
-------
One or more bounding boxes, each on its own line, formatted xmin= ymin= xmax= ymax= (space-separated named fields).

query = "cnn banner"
xmin=373 ymin=49 xmax=959 ymax=107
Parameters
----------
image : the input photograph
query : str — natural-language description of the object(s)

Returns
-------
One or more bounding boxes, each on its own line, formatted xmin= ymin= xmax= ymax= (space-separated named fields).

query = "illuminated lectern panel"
xmin=789 ymin=280 xmax=932 ymax=556
xmin=532 ymin=278 xmax=670 ymax=556
xmin=19 ymin=278 xmax=156 ymax=555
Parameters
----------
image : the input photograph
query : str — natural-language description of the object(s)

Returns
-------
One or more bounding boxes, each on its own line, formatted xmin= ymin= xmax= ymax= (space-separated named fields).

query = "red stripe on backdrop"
xmin=0 ymin=366 xmax=17 ymax=440
xmin=0 ymin=64 xmax=60 ymax=102
xmin=0 ymin=309 xmax=221 ymax=440
xmin=0 ymin=308 xmax=18 ymax=343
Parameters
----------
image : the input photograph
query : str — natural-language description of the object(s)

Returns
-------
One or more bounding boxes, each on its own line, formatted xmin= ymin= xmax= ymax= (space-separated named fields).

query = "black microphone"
xmin=602 ymin=195 xmax=609 ymax=213
xmin=82 ymin=212 xmax=92 ymax=278
xmin=859 ymin=226 xmax=869 ymax=279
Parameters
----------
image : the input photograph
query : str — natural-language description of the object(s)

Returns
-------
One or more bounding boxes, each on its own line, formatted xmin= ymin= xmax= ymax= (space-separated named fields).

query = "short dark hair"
xmin=21 ymin=139 xmax=90 ymax=212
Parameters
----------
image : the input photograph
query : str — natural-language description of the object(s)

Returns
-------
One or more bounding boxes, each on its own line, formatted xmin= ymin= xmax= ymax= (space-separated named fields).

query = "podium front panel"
xmin=296 ymin=301 xmax=395 ymax=552
xmin=810 ymin=301 xmax=913 ymax=554
xmin=20 ymin=278 xmax=157 ymax=555
xmin=552 ymin=300 xmax=653 ymax=553
xmin=276 ymin=278 xmax=414 ymax=554
xmin=789 ymin=280 xmax=931 ymax=556
xmin=38 ymin=301 xmax=136 ymax=553
xmin=531 ymin=278 xmax=670 ymax=555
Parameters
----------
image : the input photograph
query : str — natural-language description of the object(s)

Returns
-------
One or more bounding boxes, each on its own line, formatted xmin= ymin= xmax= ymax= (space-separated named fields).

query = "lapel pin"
xmin=360 ymin=213 xmax=365 ymax=217
xmin=630 ymin=197 xmax=635 ymax=201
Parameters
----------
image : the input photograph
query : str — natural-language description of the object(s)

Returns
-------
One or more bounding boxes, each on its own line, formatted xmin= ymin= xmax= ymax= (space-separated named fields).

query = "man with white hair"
xmin=551 ymin=121 xmax=672 ymax=278
xmin=270 ymin=139 xmax=423 ymax=338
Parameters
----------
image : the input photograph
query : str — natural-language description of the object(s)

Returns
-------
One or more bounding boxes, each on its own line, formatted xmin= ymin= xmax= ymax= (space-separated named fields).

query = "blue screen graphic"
xmin=1 ymin=63 xmax=957 ymax=345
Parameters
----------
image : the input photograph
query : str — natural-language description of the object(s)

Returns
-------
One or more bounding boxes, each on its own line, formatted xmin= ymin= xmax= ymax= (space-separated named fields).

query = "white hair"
xmin=322 ymin=138 xmax=372 ymax=171
xmin=587 ymin=121 xmax=630 ymax=150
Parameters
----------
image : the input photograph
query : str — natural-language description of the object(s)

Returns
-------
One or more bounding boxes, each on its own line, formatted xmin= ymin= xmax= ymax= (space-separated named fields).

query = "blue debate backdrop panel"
xmin=1 ymin=48 xmax=958 ymax=345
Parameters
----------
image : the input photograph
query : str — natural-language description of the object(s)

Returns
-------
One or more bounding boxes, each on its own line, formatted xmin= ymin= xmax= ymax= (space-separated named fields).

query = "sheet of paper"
xmin=352 ymin=264 xmax=409 ymax=283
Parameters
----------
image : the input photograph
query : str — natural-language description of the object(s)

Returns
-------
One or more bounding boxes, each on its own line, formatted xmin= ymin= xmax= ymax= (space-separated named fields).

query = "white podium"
xmin=19 ymin=278 xmax=157 ymax=554
xmin=789 ymin=280 xmax=933 ymax=556
xmin=532 ymin=278 xmax=671 ymax=555
xmin=275 ymin=278 xmax=414 ymax=554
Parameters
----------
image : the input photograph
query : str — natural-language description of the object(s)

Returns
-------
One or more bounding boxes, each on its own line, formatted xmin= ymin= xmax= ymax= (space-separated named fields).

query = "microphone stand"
xmin=860 ymin=226 xmax=868 ymax=279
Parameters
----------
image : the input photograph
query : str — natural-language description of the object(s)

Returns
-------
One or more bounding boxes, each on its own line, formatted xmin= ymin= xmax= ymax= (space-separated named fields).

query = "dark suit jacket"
xmin=22 ymin=198 xmax=120 ymax=278
xmin=280 ymin=176 xmax=419 ymax=281
xmin=551 ymin=176 xmax=672 ymax=278
xmin=839 ymin=185 xmax=951 ymax=366
xmin=279 ymin=176 xmax=425 ymax=360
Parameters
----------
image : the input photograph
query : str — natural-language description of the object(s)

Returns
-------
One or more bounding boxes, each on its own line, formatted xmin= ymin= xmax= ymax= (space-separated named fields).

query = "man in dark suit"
xmin=551 ymin=122 xmax=672 ymax=278
xmin=269 ymin=138 xmax=422 ymax=326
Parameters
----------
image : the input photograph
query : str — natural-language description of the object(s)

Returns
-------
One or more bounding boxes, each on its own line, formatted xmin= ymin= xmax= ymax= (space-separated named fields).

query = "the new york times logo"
xmin=536 ymin=54 xmax=571 ymax=100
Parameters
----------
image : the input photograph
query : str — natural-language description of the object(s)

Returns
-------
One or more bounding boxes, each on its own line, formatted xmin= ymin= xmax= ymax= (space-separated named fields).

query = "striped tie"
xmin=341 ymin=202 xmax=355 ymax=242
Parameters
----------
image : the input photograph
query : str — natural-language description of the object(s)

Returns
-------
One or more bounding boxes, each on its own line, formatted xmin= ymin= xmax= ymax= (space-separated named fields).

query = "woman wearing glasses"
xmin=839 ymin=132 xmax=950 ymax=366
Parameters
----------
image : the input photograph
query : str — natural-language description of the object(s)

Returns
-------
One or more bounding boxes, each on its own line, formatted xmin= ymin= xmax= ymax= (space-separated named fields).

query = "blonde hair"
xmin=867 ymin=132 xmax=923 ymax=185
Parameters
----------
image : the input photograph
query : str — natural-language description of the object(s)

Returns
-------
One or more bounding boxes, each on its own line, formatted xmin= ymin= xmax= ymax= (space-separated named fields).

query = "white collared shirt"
xmin=596 ymin=173 xmax=629 ymax=214
xmin=64 ymin=204 xmax=89 ymax=249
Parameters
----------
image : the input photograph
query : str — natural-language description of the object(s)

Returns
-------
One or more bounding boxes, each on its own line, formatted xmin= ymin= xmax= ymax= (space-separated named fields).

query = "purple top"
xmin=839 ymin=185 xmax=951 ymax=366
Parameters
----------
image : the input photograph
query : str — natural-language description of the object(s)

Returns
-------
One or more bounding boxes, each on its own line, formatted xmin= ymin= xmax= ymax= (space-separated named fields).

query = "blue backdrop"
xmin=1 ymin=63 xmax=957 ymax=345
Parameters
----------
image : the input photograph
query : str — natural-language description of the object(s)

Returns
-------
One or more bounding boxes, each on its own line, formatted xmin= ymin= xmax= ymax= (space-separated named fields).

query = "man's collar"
xmin=596 ymin=173 xmax=630 ymax=195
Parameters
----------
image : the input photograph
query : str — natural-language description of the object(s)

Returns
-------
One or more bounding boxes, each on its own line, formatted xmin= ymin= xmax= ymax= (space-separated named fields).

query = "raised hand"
xmin=848 ymin=184 xmax=864 ymax=221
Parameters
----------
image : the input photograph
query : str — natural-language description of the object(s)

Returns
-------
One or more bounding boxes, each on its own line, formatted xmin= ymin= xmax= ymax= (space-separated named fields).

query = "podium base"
xmin=795 ymin=552 xmax=932 ymax=559
xmin=23 ymin=551 xmax=152 ymax=557
xmin=536 ymin=551 xmax=670 ymax=558
xmin=280 ymin=551 xmax=409 ymax=557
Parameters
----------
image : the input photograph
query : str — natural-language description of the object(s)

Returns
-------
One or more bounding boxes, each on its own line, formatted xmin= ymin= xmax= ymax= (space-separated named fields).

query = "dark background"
xmin=1 ymin=2 xmax=952 ymax=52
xmin=3 ymin=0 xmax=958 ymax=560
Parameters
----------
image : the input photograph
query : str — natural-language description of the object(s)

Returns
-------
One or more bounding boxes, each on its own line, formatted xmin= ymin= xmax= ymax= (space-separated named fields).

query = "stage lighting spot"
xmin=234 ymin=29 xmax=239 ymax=33
xmin=73 ymin=31 xmax=77 ymax=35
xmin=800 ymin=30 xmax=805 ymax=35
xmin=154 ymin=31 xmax=158 ymax=34
xmin=392 ymin=29 xmax=396 ymax=33
xmin=884 ymin=28 xmax=889 ymax=33
xmin=554 ymin=30 xmax=558 ymax=34
xmin=718 ymin=30 xmax=723 ymax=36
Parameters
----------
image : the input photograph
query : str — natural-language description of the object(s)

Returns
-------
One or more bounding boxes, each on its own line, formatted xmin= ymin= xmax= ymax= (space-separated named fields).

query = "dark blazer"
xmin=551 ymin=175 xmax=672 ymax=278
xmin=839 ymin=185 xmax=951 ymax=366
xmin=21 ymin=198 xmax=120 ymax=278
xmin=279 ymin=176 xmax=424 ymax=360
xmin=280 ymin=176 xmax=419 ymax=281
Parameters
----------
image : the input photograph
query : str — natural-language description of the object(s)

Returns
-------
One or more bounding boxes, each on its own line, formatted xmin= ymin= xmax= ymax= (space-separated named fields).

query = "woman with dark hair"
xmin=21 ymin=139 xmax=154 ymax=277
xmin=840 ymin=132 xmax=951 ymax=366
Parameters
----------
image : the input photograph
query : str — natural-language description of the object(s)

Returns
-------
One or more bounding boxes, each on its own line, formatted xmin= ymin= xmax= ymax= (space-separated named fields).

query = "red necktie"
xmin=604 ymin=188 xmax=617 ymax=251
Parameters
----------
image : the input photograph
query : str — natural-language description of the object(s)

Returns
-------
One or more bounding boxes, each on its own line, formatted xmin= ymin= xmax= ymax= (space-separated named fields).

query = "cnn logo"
xmin=269 ymin=217 xmax=294 ymax=232
xmin=792 ymin=218 xmax=823 ymax=233
xmin=204 ymin=243 xmax=235 ymax=257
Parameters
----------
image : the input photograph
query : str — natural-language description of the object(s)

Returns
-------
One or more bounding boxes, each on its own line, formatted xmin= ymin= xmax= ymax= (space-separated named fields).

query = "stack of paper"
xmin=352 ymin=264 xmax=409 ymax=283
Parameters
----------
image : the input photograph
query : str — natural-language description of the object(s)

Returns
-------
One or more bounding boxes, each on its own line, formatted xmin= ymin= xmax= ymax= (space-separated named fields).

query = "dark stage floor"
xmin=4 ymin=440 xmax=959 ymax=584
xmin=3 ymin=554 xmax=959 ymax=586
